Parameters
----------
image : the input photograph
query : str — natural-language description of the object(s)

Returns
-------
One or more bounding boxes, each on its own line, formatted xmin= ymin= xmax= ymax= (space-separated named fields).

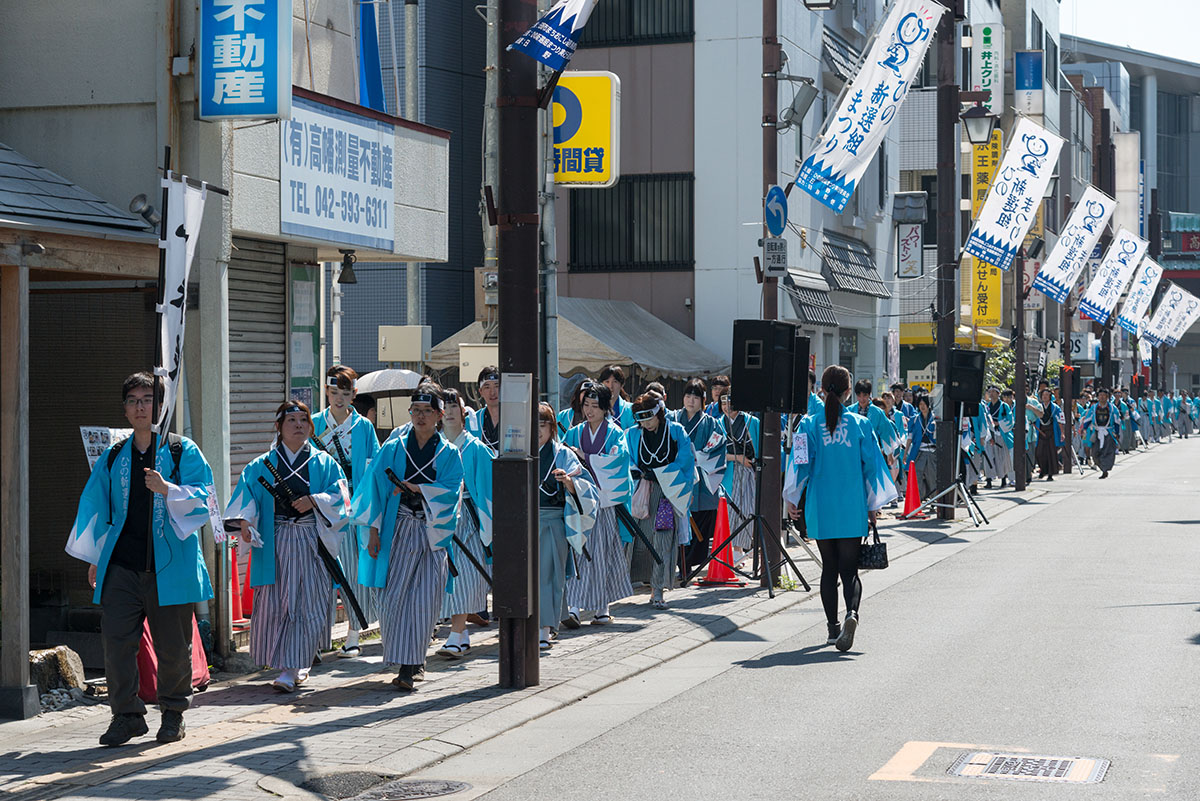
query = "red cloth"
xmin=136 ymin=614 xmax=211 ymax=704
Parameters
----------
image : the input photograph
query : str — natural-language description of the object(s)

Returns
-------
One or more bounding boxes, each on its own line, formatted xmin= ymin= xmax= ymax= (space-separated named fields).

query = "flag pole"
xmin=148 ymin=146 xmax=171 ymax=557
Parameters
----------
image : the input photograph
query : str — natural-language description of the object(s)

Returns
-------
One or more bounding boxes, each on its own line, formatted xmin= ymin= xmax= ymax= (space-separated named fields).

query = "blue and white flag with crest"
xmin=508 ymin=0 xmax=599 ymax=71
xmin=1078 ymin=227 xmax=1148 ymax=326
xmin=795 ymin=0 xmax=945 ymax=213
xmin=1032 ymin=185 xmax=1114 ymax=304
xmin=964 ymin=117 xmax=1064 ymax=272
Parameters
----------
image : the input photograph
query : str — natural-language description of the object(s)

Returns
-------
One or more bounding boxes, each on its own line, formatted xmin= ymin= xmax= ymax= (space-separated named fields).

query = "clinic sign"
xmin=553 ymin=72 xmax=620 ymax=188
xmin=280 ymin=96 xmax=396 ymax=252
xmin=198 ymin=0 xmax=291 ymax=120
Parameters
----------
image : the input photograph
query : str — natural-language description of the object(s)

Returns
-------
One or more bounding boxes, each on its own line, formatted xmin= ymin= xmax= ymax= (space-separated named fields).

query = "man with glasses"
xmin=466 ymin=366 xmax=501 ymax=451
xmin=67 ymin=373 xmax=217 ymax=746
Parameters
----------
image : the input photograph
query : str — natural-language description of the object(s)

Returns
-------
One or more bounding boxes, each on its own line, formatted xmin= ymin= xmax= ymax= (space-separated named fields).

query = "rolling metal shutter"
xmin=229 ymin=238 xmax=287 ymax=480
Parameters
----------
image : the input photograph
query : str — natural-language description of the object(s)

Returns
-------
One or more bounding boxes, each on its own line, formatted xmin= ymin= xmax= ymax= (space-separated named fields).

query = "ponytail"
xmin=821 ymin=365 xmax=851 ymax=435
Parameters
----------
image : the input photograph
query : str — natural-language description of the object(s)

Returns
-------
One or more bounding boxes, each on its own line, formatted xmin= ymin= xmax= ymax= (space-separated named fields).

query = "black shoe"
xmin=968 ymin=485 xmax=978 ymax=496
xmin=985 ymin=479 xmax=993 ymax=489
xmin=99 ymin=713 xmax=148 ymax=746
xmin=156 ymin=710 xmax=186 ymax=744
xmin=1100 ymin=471 xmax=1108 ymax=479
xmin=826 ymin=622 xmax=841 ymax=645
xmin=411 ymin=664 xmax=426 ymax=682
xmin=1000 ymin=478 xmax=1008 ymax=488
xmin=1047 ymin=475 xmax=1054 ymax=481
xmin=391 ymin=665 xmax=415 ymax=692
xmin=836 ymin=612 xmax=858 ymax=652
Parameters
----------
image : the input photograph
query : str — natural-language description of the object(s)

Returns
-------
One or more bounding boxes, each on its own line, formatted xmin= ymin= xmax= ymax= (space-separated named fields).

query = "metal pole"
xmin=934 ymin=1 xmax=962 ymax=518
xmin=482 ymin=0 xmax=499 ymax=309
xmin=1148 ymin=188 xmax=1161 ymax=389
xmin=386 ymin=0 xmax=402 ymax=116
xmin=537 ymin=0 xmax=559 ymax=409
xmin=1014 ymin=251 xmax=1028 ymax=491
xmin=759 ymin=0 xmax=782 ymax=588
xmin=332 ymin=265 xmax=343 ymax=366
xmin=405 ymin=0 xmax=421 ymax=326
xmin=494 ymin=0 xmax=541 ymax=689
xmin=1097 ymin=108 xmax=1115 ymax=386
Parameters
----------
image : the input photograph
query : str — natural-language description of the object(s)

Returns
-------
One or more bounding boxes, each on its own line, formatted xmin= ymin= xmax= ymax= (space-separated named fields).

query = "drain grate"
xmin=948 ymin=752 xmax=1110 ymax=784
xmin=351 ymin=779 xmax=472 ymax=800
xmin=302 ymin=772 xmax=392 ymax=799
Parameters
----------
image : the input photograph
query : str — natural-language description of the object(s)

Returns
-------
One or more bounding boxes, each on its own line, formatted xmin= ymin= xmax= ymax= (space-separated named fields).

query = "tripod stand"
xmin=903 ymin=401 xmax=989 ymax=527
xmin=684 ymin=413 xmax=810 ymax=597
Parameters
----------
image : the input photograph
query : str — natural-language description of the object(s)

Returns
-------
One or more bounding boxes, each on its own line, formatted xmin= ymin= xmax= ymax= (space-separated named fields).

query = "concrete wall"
xmin=554 ymin=42 xmax=696 ymax=337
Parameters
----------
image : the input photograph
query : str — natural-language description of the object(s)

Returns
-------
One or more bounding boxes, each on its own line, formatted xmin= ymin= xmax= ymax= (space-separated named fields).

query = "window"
xmin=569 ymin=173 xmax=694 ymax=272
xmin=838 ymin=328 xmax=858 ymax=374
xmin=1158 ymin=92 xmax=1190 ymax=212
xmin=1045 ymin=34 xmax=1058 ymax=93
xmin=1030 ymin=11 xmax=1043 ymax=51
xmin=578 ymin=0 xmax=693 ymax=48
xmin=877 ymin=146 xmax=888 ymax=211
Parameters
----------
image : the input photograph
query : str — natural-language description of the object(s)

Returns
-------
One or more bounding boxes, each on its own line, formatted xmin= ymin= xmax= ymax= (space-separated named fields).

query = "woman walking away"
xmin=785 ymin=366 xmax=897 ymax=652
xmin=1035 ymin=388 xmax=1064 ymax=481
xmin=226 ymin=400 xmax=349 ymax=693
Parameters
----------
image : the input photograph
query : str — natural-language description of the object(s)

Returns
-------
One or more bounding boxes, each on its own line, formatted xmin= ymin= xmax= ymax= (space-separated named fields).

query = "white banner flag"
xmin=795 ymin=0 xmax=946 ymax=213
xmin=1166 ymin=290 xmax=1200 ymax=347
xmin=1078 ymin=227 xmax=1148 ymax=326
xmin=1116 ymin=257 xmax=1163 ymax=334
xmin=1143 ymin=285 xmax=1185 ymax=346
xmin=1138 ymin=326 xmax=1153 ymax=365
xmin=963 ymin=117 xmax=1064 ymax=271
xmin=155 ymin=175 xmax=208 ymax=435
xmin=1031 ymin=185 xmax=1114 ymax=304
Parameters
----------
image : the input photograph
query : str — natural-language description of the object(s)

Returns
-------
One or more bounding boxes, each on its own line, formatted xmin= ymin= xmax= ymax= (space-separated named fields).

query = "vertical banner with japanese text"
xmin=1116 ymin=258 xmax=1164 ymax=334
xmin=1031 ymin=185 xmax=1115 ymax=304
xmin=197 ymin=0 xmax=291 ymax=120
xmin=964 ymin=117 xmax=1063 ymax=272
xmin=796 ymin=0 xmax=946 ymax=213
xmin=1078 ymin=227 xmax=1148 ymax=325
xmin=896 ymin=223 xmax=923 ymax=277
xmin=970 ymin=24 xmax=1004 ymax=113
xmin=971 ymin=130 xmax=1003 ymax=327
xmin=508 ymin=0 xmax=599 ymax=71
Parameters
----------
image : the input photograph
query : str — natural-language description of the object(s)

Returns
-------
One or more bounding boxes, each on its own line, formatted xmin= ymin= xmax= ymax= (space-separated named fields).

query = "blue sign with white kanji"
xmin=764 ymin=185 xmax=787 ymax=237
xmin=198 ymin=0 xmax=292 ymax=121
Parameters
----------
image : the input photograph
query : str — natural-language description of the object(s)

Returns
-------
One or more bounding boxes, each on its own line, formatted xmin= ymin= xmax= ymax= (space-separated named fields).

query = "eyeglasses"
xmin=409 ymin=407 xmax=436 ymax=417
xmin=123 ymin=397 xmax=153 ymax=409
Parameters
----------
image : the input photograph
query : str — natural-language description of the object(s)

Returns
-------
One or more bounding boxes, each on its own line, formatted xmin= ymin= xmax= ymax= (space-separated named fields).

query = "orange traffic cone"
xmin=696 ymin=498 xmax=746 ymax=586
xmin=230 ymin=549 xmax=247 ymax=626
xmin=902 ymin=462 xmax=925 ymax=518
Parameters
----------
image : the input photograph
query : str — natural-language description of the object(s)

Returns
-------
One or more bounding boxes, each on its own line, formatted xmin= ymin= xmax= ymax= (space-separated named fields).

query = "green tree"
xmin=985 ymin=345 xmax=1015 ymax=389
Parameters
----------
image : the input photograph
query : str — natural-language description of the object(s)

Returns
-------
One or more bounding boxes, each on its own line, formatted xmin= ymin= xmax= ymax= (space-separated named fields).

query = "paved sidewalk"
xmin=0 ymin=452 xmax=1144 ymax=801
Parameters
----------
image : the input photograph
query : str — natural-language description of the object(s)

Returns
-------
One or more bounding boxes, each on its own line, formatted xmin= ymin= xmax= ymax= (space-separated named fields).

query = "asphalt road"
xmin=414 ymin=439 xmax=1200 ymax=800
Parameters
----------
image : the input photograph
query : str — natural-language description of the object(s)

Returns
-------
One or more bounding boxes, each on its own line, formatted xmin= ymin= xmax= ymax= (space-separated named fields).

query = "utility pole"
xmin=1096 ymin=108 xmax=1115 ymax=386
xmin=405 ymin=0 xmax=421 ymax=326
xmin=1013 ymin=249 xmax=1028 ymax=492
xmin=538 ymin=0 xmax=559 ymax=409
xmin=759 ymin=0 xmax=782 ymax=588
xmin=1148 ymin=188 xmax=1162 ymax=389
xmin=934 ymin=0 xmax=963 ymax=518
xmin=482 ymin=0 xmax=499 ymax=330
xmin=493 ymin=0 xmax=540 ymax=689
xmin=1061 ymin=198 xmax=1073 ymax=474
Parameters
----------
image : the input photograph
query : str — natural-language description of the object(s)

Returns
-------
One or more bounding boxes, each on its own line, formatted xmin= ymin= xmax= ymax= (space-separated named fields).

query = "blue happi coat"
xmin=539 ymin=439 xmax=601 ymax=554
xmin=626 ymin=420 xmax=697 ymax=517
xmin=784 ymin=410 xmax=898 ymax=540
xmin=312 ymin=407 xmax=380 ymax=492
xmin=453 ymin=429 xmax=495 ymax=548
xmin=983 ymin=400 xmax=1015 ymax=449
xmin=846 ymin=400 xmax=902 ymax=457
xmin=717 ymin=411 xmax=760 ymax=497
xmin=906 ymin=411 xmax=937 ymax=463
xmin=68 ymin=435 xmax=215 ymax=606
xmin=1080 ymin=401 xmax=1121 ymax=448
xmin=669 ymin=408 xmax=726 ymax=512
xmin=610 ymin=396 xmax=636 ymax=430
xmin=563 ymin=420 xmax=633 ymax=510
xmin=1036 ymin=401 xmax=1065 ymax=448
xmin=351 ymin=425 xmax=464 ymax=589
xmin=226 ymin=443 xmax=349 ymax=588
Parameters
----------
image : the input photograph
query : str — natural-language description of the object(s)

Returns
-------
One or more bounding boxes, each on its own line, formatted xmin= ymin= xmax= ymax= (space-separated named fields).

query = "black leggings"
xmin=816 ymin=537 xmax=862 ymax=626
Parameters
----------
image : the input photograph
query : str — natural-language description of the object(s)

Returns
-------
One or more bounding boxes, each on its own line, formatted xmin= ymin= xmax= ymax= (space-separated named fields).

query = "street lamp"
xmin=961 ymin=104 xmax=999 ymax=146
xmin=802 ymin=0 xmax=838 ymax=9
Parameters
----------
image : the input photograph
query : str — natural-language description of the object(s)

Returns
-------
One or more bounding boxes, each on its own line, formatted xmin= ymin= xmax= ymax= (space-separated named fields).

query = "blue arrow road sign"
xmin=765 ymin=185 xmax=787 ymax=237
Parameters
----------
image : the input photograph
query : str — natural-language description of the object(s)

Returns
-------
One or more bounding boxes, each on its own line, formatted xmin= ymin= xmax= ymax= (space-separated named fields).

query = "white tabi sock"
xmin=345 ymin=628 xmax=360 ymax=649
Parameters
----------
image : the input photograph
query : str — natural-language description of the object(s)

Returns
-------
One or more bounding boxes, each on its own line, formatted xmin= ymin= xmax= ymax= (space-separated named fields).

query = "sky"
xmin=1059 ymin=0 xmax=1200 ymax=65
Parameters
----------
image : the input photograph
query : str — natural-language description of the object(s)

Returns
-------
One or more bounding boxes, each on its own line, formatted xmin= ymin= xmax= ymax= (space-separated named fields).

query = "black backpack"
xmin=108 ymin=432 xmax=184 ymax=483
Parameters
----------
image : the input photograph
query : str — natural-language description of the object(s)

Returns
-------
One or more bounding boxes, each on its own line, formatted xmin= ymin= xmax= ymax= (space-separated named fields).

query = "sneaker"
xmin=156 ymin=710 xmax=186 ymax=744
xmin=835 ymin=612 xmax=858 ymax=652
xmin=337 ymin=644 xmax=360 ymax=658
xmin=99 ymin=713 xmax=148 ymax=746
xmin=825 ymin=623 xmax=841 ymax=645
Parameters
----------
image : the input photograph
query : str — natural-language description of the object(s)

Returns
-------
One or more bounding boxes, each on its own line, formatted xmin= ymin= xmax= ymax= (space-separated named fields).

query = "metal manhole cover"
xmin=948 ymin=752 xmax=1110 ymax=784
xmin=351 ymin=779 xmax=472 ymax=800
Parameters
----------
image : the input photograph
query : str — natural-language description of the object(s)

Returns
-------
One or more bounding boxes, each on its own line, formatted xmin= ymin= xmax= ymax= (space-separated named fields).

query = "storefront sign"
xmin=553 ymin=71 xmax=621 ymax=188
xmin=280 ymin=96 xmax=396 ymax=251
xmin=971 ymin=130 xmax=1003 ymax=327
xmin=198 ymin=0 xmax=291 ymax=120
xmin=970 ymin=24 xmax=1004 ymax=113
xmin=897 ymin=223 xmax=923 ymax=277
xmin=1014 ymin=50 xmax=1044 ymax=115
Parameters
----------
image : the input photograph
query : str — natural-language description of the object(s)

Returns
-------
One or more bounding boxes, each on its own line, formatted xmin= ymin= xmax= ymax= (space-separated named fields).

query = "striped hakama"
xmin=727 ymin=463 xmax=756 ymax=550
xmin=538 ymin=509 xmax=570 ymax=629
xmin=1120 ymin=421 xmax=1136 ymax=452
xmin=250 ymin=518 xmax=332 ymax=670
xmin=440 ymin=506 xmax=490 ymax=617
xmin=380 ymin=507 xmax=448 ymax=666
xmin=330 ymin=522 xmax=379 ymax=629
xmin=984 ymin=440 xmax=1011 ymax=482
xmin=1178 ymin=412 xmax=1192 ymax=437
xmin=631 ymin=481 xmax=684 ymax=595
xmin=566 ymin=505 xmax=632 ymax=611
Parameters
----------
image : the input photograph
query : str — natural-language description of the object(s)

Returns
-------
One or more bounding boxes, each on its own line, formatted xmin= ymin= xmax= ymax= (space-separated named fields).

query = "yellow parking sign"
xmin=553 ymin=71 xmax=621 ymax=188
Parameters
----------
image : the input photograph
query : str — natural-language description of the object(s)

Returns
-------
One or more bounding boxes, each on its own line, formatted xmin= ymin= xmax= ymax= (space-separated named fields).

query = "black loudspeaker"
xmin=947 ymin=348 xmax=986 ymax=405
xmin=731 ymin=320 xmax=809 ymax=413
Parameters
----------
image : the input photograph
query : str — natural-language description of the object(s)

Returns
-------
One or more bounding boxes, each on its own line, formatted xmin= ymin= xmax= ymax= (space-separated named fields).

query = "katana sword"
xmin=383 ymin=467 xmax=487 ymax=585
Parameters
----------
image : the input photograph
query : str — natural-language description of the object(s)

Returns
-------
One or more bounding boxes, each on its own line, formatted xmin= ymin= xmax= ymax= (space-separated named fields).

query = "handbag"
xmin=631 ymin=478 xmax=652 ymax=519
xmin=653 ymin=497 xmax=675 ymax=531
xmin=857 ymin=520 xmax=888 ymax=570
